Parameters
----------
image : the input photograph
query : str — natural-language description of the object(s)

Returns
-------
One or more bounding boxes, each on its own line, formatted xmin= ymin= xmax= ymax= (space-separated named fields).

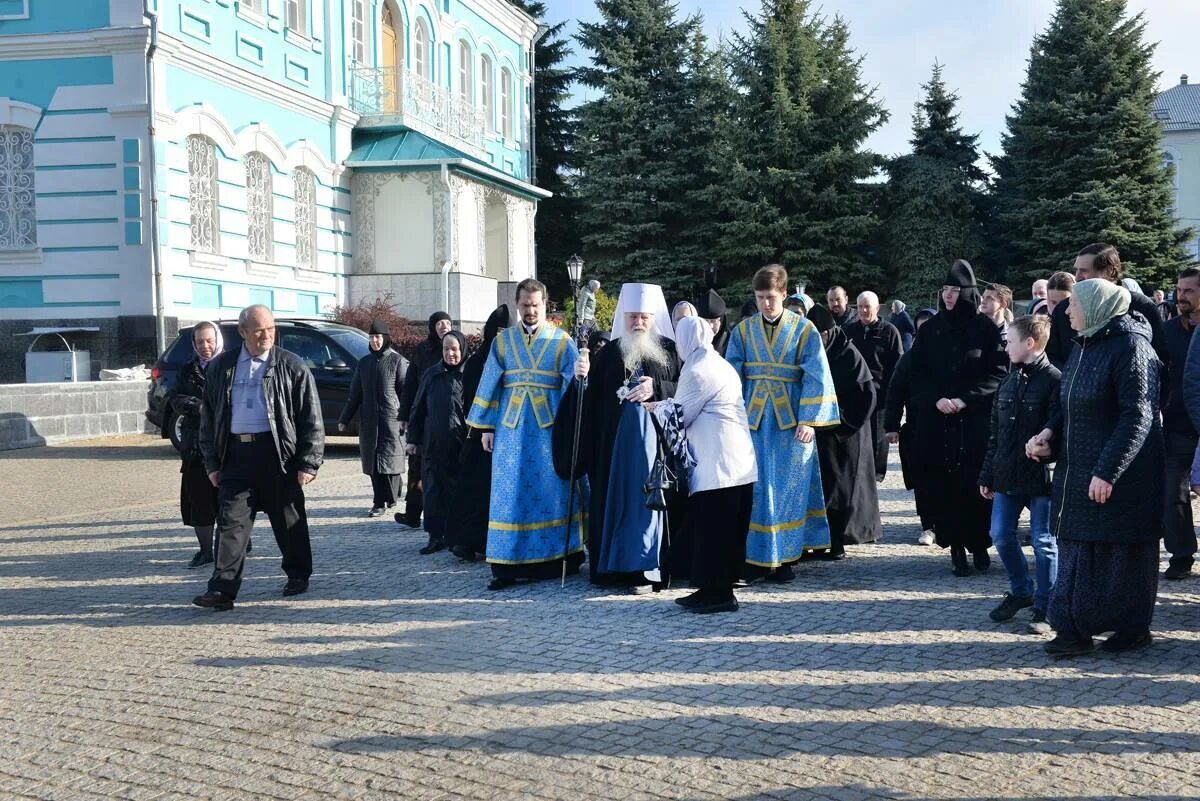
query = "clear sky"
xmin=547 ymin=0 xmax=1200 ymax=159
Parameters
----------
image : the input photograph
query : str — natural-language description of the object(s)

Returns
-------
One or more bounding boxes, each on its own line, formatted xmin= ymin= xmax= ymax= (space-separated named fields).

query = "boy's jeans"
xmin=990 ymin=492 xmax=1057 ymax=612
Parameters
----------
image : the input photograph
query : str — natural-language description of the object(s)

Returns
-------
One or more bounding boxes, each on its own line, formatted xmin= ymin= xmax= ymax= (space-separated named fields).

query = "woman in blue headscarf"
xmin=170 ymin=321 xmax=223 ymax=567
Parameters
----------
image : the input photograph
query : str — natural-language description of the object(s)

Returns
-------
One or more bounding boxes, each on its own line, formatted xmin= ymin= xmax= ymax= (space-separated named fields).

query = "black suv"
xmin=146 ymin=318 xmax=369 ymax=450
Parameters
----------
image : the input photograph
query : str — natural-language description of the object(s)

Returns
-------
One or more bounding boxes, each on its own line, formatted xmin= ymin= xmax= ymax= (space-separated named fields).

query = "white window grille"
xmin=187 ymin=135 xmax=220 ymax=254
xmin=351 ymin=0 xmax=367 ymax=63
xmin=245 ymin=152 xmax=274 ymax=262
xmin=0 ymin=125 xmax=36 ymax=250
xmin=293 ymin=168 xmax=317 ymax=270
xmin=500 ymin=69 xmax=512 ymax=139
xmin=286 ymin=0 xmax=306 ymax=36
xmin=458 ymin=41 xmax=473 ymax=102
xmin=481 ymin=55 xmax=493 ymax=129
xmin=415 ymin=19 xmax=431 ymax=79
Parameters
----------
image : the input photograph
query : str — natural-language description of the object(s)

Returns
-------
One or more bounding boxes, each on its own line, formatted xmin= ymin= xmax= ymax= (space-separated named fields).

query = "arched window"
xmin=414 ymin=18 xmax=432 ymax=80
xmin=186 ymin=135 xmax=219 ymax=254
xmin=351 ymin=0 xmax=368 ymax=64
xmin=245 ymin=152 xmax=274 ymax=262
xmin=500 ymin=68 xmax=513 ymax=139
xmin=458 ymin=41 xmax=473 ymax=102
xmin=0 ymin=125 xmax=36 ymax=250
xmin=292 ymin=167 xmax=317 ymax=270
xmin=480 ymin=55 xmax=493 ymax=129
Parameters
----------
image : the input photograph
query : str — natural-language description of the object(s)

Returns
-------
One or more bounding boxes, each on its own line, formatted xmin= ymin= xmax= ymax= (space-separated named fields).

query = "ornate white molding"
xmin=0 ymin=25 xmax=147 ymax=61
xmin=0 ymin=98 xmax=42 ymax=129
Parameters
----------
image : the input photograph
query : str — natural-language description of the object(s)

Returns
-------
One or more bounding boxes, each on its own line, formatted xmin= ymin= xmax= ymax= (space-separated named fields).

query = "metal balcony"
xmin=349 ymin=66 xmax=487 ymax=159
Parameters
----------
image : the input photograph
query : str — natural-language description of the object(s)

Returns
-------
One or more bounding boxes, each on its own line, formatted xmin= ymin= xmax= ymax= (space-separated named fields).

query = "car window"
xmin=280 ymin=328 xmax=340 ymax=369
xmin=164 ymin=333 xmax=194 ymax=366
xmin=324 ymin=328 xmax=369 ymax=360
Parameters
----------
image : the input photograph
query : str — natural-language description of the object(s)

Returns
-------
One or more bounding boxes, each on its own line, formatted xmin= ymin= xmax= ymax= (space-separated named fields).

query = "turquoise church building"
xmin=0 ymin=0 xmax=547 ymax=381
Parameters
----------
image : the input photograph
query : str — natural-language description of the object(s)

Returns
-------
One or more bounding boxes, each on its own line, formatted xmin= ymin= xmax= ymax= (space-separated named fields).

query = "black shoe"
xmin=799 ymin=550 xmax=821 ymax=561
xmin=1164 ymin=561 xmax=1193 ymax=580
xmin=818 ymin=549 xmax=847 ymax=561
xmin=1043 ymin=634 xmax=1094 ymax=658
xmin=765 ymin=564 xmax=795 ymax=584
xmin=187 ymin=549 xmax=214 ymax=569
xmin=689 ymin=596 xmax=739 ymax=614
xmin=487 ymin=577 xmax=515 ymax=591
xmin=1100 ymin=631 xmax=1153 ymax=653
xmin=282 ymin=579 xmax=308 ymax=597
xmin=394 ymin=512 xmax=407 ymax=526
xmin=1027 ymin=609 xmax=1051 ymax=635
xmin=675 ymin=589 xmax=708 ymax=608
xmin=951 ymin=547 xmax=971 ymax=577
xmin=451 ymin=545 xmax=478 ymax=562
xmin=989 ymin=592 xmax=1033 ymax=622
xmin=367 ymin=506 xmax=385 ymax=518
xmin=418 ymin=537 xmax=446 ymax=555
xmin=192 ymin=591 xmax=234 ymax=611
xmin=972 ymin=550 xmax=991 ymax=571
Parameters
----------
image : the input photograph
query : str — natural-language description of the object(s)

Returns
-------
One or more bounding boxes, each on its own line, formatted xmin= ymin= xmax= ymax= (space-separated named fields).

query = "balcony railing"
xmin=350 ymin=66 xmax=487 ymax=158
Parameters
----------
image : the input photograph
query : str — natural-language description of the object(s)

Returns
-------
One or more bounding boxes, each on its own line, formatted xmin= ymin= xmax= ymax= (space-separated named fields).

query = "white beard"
xmin=620 ymin=329 xmax=669 ymax=373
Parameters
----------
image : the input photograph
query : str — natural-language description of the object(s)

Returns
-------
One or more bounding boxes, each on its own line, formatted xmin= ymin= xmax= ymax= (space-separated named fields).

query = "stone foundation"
xmin=0 ymin=380 xmax=155 ymax=451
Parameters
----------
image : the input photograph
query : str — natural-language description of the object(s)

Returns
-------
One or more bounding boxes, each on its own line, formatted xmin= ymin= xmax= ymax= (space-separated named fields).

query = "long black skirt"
xmin=180 ymin=459 xmax=217 ymax=528
xmin=1048 ymin=538 xmax=1159 ymax=639
xmin=371 ymin=473 xmax=401 ymax=507
xmin=690 ymin=483 xmax=754 ymax=594
xmin=910 ymin=463 xmax=992 ymax=551
xmin=446 ymin=436 xmax=490 ymax=556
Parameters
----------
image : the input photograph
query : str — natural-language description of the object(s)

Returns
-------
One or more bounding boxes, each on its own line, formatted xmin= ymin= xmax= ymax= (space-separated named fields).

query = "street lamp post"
xmin=566 ymin=254 xmax=585 ymax=335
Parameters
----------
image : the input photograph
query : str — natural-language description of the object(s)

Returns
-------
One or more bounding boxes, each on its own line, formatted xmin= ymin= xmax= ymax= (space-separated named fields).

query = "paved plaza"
xmin=1 ymin=435 xmax=1199 ymax=801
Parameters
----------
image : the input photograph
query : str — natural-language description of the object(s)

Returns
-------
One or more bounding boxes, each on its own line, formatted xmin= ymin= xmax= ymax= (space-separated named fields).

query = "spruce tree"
xmin=992 ymin=0 xmax=1187 ymax=286
xmin=574 ymin=0 xmax=729 ymax=297
xmin=718 ymin=0 xmax=887 ymax=293
xmin=508 ymin=1 xmax=578 ymax=300
xmin=884 ymin=63 xmax=986 ymax=304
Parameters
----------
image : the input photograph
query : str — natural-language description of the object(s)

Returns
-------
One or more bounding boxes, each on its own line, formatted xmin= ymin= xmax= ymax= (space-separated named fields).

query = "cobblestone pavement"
xmin=2 ymin=436 xmax=1200 ymax=800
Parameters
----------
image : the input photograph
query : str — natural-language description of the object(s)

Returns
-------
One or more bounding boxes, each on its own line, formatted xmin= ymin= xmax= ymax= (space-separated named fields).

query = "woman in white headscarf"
xmin=651 ymin=316 xmax=757 ymax=614
xmin=170 ymin=321 xmax=224 ymax=568
xmin=672 ymin=301 xmax=697 ymax=330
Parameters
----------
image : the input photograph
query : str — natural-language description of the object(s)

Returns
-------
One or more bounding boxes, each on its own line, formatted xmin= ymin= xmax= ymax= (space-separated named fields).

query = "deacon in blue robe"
xmin=727 ymin=307 xmax=840 ymax=580
xmin=467 ymin=282 xmax=585 ymax=589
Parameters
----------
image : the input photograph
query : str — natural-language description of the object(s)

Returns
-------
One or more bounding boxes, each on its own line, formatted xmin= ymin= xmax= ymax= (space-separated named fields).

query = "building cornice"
xmin=156 ymin=32 xmax=354 ymax=129
xmin=460 ymin=0 xmax=540 ymax=46
xmin=0 ymin=25 xmax=149 ymax=61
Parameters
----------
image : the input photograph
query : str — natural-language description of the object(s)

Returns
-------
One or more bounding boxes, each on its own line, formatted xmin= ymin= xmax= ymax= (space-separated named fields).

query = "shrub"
xmin=561 ymin=288 xmax=616 ymax=333
xmin=327 ymin=293 xmax=480 ymax=361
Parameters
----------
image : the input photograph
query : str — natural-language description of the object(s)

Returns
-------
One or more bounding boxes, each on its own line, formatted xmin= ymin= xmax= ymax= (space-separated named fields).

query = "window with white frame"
xmin=500 ymin=68 xmax=513 ymax=139
xmin=286 ymin=0 xmax=307 ymax=36
xmin=245 ymin=152 xmax=274 ymax=262
xmin=458 ymin=41 xmax=473 ymax=102
xmin=0 ymin=125 xmax=36 ymax=250
xmin=415 ymin=18 xmax=432 ymax=79
xmin=187 ymin=135 xmax=220 ymax=254
xmin=240 ymin=0 xmax=261 ymax=13
xmin=351 ymin=0 xmax=367 ymax=63
xmin=293 ymin=168 xmax=317 ymax=270
xmin=481 ymin=55 xmax=493 ymax=129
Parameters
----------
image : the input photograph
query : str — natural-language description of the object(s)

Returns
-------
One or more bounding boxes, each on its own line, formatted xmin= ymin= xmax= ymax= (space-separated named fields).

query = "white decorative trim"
xmin=245 ymin=259 xmax=280 ymax=278
xmin=175 ymin=104 xmax=239 ymax=155
xmin=236 ymin=5 xmax=266 ymax=28
xmin=0 ymin=27 xmax=149 ymax=61
xmin=170 ymin=104 xmax=339 ymax=182
xmin=236 ymin=124 xmax=289 ymax=168
xmin=0 ymin=0 xmax=29 ymax=21
xmin=0 ymin=98 xmax=42 ymax=130
xmin=284 ymin=29 xmax=314 ymax=50
xmin=0 ymin=248 xmax=40 ymax=264
xmin=188 ymin=249 xmax=227 ymax=272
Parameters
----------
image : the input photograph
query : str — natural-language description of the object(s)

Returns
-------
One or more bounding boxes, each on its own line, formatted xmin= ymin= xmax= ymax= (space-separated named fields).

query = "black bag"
xmin=643 ymin=447 xmax=676 ymax=512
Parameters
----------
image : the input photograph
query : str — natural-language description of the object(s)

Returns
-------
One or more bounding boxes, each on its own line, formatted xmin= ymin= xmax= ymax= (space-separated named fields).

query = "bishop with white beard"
xmin=569 ymin=283 xmax=683 ymax=588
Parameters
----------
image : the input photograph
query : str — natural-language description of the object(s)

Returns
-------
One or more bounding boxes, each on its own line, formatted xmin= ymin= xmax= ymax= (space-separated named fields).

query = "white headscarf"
xmin=672 ymin=300 xmax=698 ymax=329
xmin=675 ymin=315 xmax=714 ymax=363
xmin=1120 ymin=277 xmax=1143 ymax=296
xmin=612 ymin=282 xmax=675 ymax=342
xmin=192 ymin=320 xmax=224 ymax=368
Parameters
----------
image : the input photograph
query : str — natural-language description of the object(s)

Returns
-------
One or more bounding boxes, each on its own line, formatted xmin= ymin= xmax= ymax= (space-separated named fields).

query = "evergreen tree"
xmin=573 ymin=0 xmax=730 ymax=297
xmin=508 ymin=1 xmax=578 ymax=300
xmin=884 ymin=63 xmax=986 ymax=303
xmin=992 ymin=0 xmax=1187 ymax=286
xmin=718 ymin=0 xmax=888 ymax=293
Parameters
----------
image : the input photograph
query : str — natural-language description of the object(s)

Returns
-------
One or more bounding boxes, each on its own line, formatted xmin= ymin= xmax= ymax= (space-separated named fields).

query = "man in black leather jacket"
xmin=193 ymin=304 xmax=324 ymax=611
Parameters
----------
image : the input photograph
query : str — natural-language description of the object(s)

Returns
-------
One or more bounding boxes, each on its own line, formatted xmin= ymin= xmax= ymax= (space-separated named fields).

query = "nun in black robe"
xmin=696 ymin=289 xmax=730 ymax=356
xmin=445 ymin=305 xmax=509 ymax=560
xmin=807 ymin=305 xmax=881 ymax=557
xmin=902 ymin=260 xmax=1008 ymax=575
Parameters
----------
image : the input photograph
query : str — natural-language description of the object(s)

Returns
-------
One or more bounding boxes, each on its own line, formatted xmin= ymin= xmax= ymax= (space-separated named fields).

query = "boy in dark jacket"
xmin=979 ymin=316 xmax=1061 ymax=631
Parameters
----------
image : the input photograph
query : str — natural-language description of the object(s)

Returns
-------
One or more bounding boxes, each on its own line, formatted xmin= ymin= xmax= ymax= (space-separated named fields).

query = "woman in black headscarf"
xmin=397 ymin=310 xmax=453 ymax=527
xmin=806 ymin=305 xmax=881 ymax=558
xmin=587 ymin=329 xmax=611 ymax=356
xmin=339 ymin=319 xmax=410 ymax=516
xmin=447 ymin=305 xmax=510 ymax=560
xmin=408 ymin=330 xmax=468 ymax=555
xmin=888 ymin=260 xmax=1008 ymax=576
xmin=170 ymin=321 xmax=223 ymax=567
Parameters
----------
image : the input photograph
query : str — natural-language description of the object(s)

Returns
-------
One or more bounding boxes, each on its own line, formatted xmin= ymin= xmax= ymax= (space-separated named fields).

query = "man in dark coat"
xmin=568 ymin=283 xmax=681 ymax=588
xmin=398 ymin=311 xmax=452 ymax=527
xmin=843 ymin=290 xmax=904 ymax=482
xmin=696 ymin=288 xmax=729 ymax=355
xmin=1160 ymin=267 xmax=1200 ymax=580
xmin=446 ymin=305 xmax=509 ymax=561
xmin=808 ymin=304 xmax=881 ymax=558
xmin=886 ymin=260 xmax=1008 ymax=577
xmin=338 ymin=319 xmax=409 ymax=516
